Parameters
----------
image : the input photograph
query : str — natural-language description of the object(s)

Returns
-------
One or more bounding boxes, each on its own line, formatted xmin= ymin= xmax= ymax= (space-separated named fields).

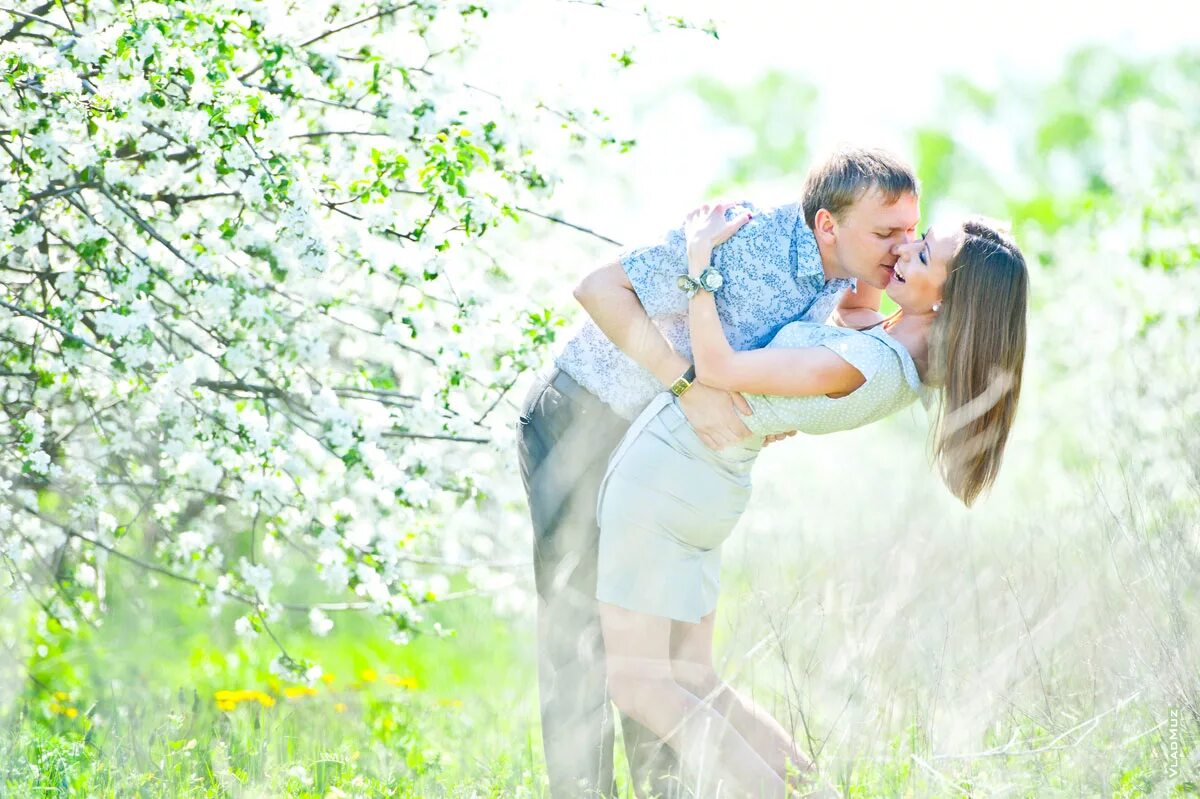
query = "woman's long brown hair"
xmin=929 ymin=219 xmax=1029 ymax=506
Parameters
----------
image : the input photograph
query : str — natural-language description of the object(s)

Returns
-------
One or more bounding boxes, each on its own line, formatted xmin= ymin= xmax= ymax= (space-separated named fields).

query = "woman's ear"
xmin=812 ymin=208 xmax=837 ymax=244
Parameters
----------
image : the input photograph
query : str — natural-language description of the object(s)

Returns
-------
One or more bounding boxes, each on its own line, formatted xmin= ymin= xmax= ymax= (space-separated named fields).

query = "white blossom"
xmin=177 ymin=530 xmax=209 ymax=559
xmin=308 ymin=608 xmax=333 ymax=637
xmin=26 ymin=451 xmax=51 ymax=475
xmin=233 ymin=615 xmax=258 ymax=640
xmin=238 ymin=558 xmax=274 ymax=599
xmin=403 ymin=478 xmax=434 ymax=506
xmin=75 ymin=562 xmax=97 ymax=588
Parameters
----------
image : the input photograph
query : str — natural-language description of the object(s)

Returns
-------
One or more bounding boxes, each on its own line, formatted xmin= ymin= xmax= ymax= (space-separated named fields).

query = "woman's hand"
xmin=683 ymin=202 xmax=752 ymax=276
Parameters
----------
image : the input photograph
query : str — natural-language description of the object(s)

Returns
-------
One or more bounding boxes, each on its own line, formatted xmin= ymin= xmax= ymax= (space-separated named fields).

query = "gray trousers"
xmin=517 ymin=369 xmax=683 ymax=798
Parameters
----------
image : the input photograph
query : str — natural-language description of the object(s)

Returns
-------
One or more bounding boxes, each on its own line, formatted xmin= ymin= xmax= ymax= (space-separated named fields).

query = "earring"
xmin=932 ymin=302 xmax=941 ymax=313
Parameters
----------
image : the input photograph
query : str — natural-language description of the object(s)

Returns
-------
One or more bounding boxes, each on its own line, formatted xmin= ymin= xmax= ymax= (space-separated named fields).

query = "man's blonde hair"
xmin=801 ymin=148 xmax=919 ymax=229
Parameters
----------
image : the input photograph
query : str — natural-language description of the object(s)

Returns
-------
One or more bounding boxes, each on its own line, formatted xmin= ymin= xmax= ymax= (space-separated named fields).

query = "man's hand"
xmin=762 ymin=430 xmax=797 ymax=447
xmin=679 ymin=382 xmax=753 ymax=450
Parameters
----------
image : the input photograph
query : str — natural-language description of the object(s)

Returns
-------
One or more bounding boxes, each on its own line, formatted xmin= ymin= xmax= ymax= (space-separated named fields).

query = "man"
xmin=517 ymin=148 xmax=919 ymax=798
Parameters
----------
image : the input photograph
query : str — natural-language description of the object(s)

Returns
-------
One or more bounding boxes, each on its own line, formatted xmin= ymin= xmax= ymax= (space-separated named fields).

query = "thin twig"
xmin=237 ymin=2 xmax=419 ymax=82
xmin=0 ymin=298 xmax=115 ymax=358
xmin=0 ymin=4 xmax=72 ymax=36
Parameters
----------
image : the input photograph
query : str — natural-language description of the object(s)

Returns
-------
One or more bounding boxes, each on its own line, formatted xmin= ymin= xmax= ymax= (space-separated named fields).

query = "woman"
xmin=595 ymin=203 xmax=1029 ymax=797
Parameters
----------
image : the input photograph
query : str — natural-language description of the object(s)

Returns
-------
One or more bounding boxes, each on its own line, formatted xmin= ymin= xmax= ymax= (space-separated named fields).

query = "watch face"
xmin=701 ymin=269 xmax=724 ymax=291
xmin=677 ymin=275 xmax=699 ymax=293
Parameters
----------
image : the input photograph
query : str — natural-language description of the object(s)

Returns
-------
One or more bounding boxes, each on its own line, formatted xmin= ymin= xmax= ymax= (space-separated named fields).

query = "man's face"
xmin=831 ymin=189 xmax=920 ymax=289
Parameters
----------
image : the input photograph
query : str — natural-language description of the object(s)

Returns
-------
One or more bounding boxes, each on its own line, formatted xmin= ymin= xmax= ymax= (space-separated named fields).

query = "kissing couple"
xmin=517 ymin=147 xmax=1028 ymax=797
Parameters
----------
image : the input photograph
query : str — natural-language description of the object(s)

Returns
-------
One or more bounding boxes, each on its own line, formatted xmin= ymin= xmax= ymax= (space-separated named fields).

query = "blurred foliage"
xmin=924 ymin=47 xmax=1200 ymax=257
xmin=689 ymin=46 xmax=1200 ymax=276
xmin=688 ymin=69 xmax=818 ymax=194
xmin=2 ymin=575 xmax=540 ymax=796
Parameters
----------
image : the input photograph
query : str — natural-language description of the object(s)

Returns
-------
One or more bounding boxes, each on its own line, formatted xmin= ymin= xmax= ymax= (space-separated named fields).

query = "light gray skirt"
xmin=596 ymin=392 xmax=761 ymax=623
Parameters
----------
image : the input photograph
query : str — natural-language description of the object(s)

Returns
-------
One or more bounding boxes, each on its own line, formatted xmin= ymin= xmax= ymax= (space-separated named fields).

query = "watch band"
xmin=669 ymin=364 xmax=697 ymax=397
xmin=677 ymin=269 xmax=724 ymax=298
xmin=676 ymin=274 xmax=701 ymax=298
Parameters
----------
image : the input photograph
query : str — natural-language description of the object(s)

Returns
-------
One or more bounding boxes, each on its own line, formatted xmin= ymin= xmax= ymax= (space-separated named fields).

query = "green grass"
xmin=2 ymin=506 xmax=1200 ymax=791
xmin=1 ymin=576 xmax=546 ymax=798
xmin=4 ymin=579 xmax=1195 ymax=799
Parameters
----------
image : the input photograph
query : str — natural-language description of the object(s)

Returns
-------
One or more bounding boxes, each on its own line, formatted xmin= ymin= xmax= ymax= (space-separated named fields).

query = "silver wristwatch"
xmin=677 ymin=267 xmax=725 ymax=298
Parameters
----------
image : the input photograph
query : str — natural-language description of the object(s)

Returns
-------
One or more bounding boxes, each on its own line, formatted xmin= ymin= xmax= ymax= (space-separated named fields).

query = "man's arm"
xmin=829 ymin=283 xmax=885 ymax=329
xmin=574 ymin=262 xmax=690 ymax=387
xmin=573 ymin=261 xmax=752 ymax=450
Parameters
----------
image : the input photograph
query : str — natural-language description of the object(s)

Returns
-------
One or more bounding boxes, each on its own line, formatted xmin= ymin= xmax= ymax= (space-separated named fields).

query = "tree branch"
xmin=290 ymin=130 xmax=390 ymax=141
xmin=299 ymin=2 xmax=419 ymax=48
xmin=0 ymin=299 xmax=115 ymax=359
xmin=381 ymin=430 xmax=491 ymax=444
xmin=237 ymin=2 xmax=419 ymax=83
xmin=0 ymin=3 xmax=70 ymax=39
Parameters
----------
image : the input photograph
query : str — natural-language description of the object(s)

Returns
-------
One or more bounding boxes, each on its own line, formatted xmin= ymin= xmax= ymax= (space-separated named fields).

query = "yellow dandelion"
xmin=384 ymin=674 xmax=418 ymax=689
xmin=48 ymin=702 xmax=63 ymax=715
xmin=54 ymin=691 xmax=69 ymax=701
xmin=64 ymin=707 xmax=79 ymax=719
xmin=283 ymin=686 xmax=318 ymax=699
xmin=321 ymin=673 xmax=335 ymax=685
xmin=214 ymin=689 xmax=276 ymax=710
xmin=360 ymin=668 xmax=377 ymax=683
xmin=334 ymin=702 xmax=347 ymax=713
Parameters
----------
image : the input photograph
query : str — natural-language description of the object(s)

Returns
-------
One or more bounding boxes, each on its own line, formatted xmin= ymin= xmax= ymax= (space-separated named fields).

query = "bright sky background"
xmin=462 ymin=0 xmax=1194 ymax=246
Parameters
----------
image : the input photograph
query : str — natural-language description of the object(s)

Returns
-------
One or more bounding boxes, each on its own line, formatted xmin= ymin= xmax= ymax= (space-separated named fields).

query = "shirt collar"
xmin=794 ymin=218 xmax=825 ymax=284
xmin=795 ymin=218 xmax=856 ymax=292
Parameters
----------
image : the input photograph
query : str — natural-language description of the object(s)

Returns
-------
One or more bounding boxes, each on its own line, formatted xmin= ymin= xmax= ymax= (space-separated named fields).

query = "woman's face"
xmin=886 ymin=225 xmax=964 ymax=312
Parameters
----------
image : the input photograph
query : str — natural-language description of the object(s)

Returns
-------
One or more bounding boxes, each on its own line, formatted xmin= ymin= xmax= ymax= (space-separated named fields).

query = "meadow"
xmin=2 ymin=0 xmax=1198 ymax=795
xmin=4 ymin=236 xmax=1198 ymax=796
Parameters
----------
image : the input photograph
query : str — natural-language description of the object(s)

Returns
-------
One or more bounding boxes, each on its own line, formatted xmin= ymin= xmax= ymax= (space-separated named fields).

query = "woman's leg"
xmin=669 ymin=611 xmax=823 ymax=794
xmin=599 ymin=601 xmax=786 ymax=799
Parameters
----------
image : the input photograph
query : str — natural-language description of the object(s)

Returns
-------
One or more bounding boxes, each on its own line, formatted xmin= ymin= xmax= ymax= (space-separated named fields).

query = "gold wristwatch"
xmin=669 ymin=365 xmax=697 ymax=397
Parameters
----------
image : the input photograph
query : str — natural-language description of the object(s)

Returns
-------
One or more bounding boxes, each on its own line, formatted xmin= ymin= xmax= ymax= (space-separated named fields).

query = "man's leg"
xmin=621 ymin=707 xmax=688 ymax=798
xmin=518 ymin=373 xmax=682 ymax=797
xmin=518 ymin=374 xmax=622 ymax=797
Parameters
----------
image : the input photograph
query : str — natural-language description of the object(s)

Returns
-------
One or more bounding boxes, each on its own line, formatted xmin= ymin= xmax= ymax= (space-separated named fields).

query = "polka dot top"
xmin=741 ymin=321 xmax=929 ymax=438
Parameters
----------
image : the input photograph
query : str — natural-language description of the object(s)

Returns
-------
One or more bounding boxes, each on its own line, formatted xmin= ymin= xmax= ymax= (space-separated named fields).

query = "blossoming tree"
xmin=0 ymin=0 xmax=705 ymax=680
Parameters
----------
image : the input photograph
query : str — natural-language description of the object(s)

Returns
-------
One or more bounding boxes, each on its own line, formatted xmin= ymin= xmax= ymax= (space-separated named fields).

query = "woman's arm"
xmin=573 ymin=260 xmax=754 ymax=449
xmin=830 ymin=283 xmax=886 ymax=329
xmin=684 ymin=204 xmax=867 ymax=398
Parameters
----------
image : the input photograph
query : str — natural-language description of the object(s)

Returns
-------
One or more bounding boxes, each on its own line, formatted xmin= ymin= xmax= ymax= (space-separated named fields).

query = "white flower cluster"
xmin=237 ymin=557 xmax=274 ymax=600
xmin=0 ymin=0 xmax=623 ymax=664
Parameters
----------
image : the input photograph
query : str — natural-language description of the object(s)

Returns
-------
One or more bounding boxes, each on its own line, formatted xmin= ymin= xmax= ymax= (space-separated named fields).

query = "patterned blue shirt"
xmin=555 ymin=201 xmax=855 ymax=419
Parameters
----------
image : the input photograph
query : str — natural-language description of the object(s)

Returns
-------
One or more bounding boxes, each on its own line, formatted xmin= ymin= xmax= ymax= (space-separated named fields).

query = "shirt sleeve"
xmin=618 ymin=224 xmax=689 ymax=318
xmin=619 ymin=200 xmax=760 ymax=318
xmin=816 ymin=332 xmax=889 ymax=384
